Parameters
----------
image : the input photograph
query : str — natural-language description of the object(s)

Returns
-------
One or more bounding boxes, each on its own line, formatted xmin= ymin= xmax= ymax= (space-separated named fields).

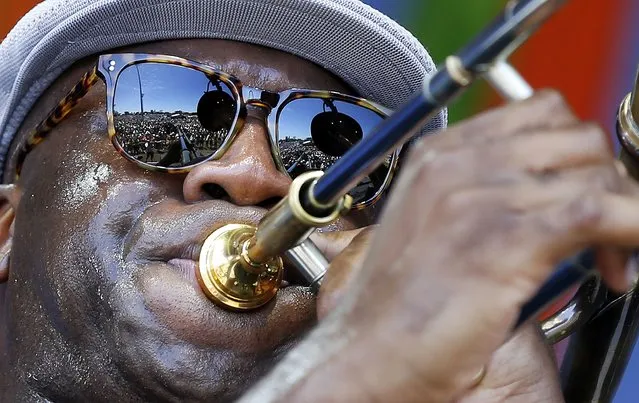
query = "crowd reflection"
xmin=114 ymin=111 xmax=227 ymax=167
xmin=113 ymin=113 xmax=389 ymax=202
xmin=279 ymin=137 xmax=339 ymax=176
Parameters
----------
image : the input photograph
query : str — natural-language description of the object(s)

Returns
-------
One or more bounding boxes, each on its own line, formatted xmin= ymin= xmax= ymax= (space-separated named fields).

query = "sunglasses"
xmin=17 ymin=53 xmax=401 ymax=208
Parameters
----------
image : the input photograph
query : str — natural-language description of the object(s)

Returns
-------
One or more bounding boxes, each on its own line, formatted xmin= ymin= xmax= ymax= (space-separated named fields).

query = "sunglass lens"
xmin=113 ymin=63 xmax=238 ymax=168
xmin=277 ymin=97 xmax=389 ymax=205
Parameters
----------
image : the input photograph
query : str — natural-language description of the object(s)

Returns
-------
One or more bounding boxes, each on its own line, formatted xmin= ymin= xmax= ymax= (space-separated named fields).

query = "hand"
xmin=240 ymin=91 xmax=639 ymax=402
xmin=317 ymin=232 xmax=564 ymax=403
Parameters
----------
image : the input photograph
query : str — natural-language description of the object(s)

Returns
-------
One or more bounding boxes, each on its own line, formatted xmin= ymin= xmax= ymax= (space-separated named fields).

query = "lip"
xmin=125 ymin=198 xmax=303 ymax=290
xmin=124 ymin=198 xmax=266 ymax=263
xmin=166 ymin=257 xmax=294 ymax=290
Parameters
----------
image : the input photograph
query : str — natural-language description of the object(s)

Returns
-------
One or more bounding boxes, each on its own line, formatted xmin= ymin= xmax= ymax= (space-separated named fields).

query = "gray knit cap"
xmin=0 ymin=0 xmax=446 ymax=178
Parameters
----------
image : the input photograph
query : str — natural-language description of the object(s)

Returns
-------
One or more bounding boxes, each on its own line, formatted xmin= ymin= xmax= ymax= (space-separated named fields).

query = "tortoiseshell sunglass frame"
xmin=15 ymin=53 xmax=401 ymax=209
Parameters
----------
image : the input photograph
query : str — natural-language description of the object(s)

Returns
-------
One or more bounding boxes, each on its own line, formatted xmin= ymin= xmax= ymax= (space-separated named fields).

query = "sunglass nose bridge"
xmin=245 ymin=100 xmax=273 ymax=113
xmin=243 ymin=87 xmax=280 ymax=109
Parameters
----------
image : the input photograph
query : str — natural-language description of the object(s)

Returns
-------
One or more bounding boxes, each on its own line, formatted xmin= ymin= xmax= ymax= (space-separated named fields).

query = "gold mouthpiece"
xmin=196 ymin=171 xmax=352 ymax=311
xmin=196 ymin=223 xmax=283 ymax=311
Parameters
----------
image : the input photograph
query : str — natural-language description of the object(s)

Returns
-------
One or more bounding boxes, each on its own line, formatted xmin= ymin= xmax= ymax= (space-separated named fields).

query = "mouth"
xmin=165 ymin=256 xmax=305 ymax=291
xmin=122 ymin=198 xmax=321 ymax=351
xmin=125 ymin=198 xmax=314 ymax=294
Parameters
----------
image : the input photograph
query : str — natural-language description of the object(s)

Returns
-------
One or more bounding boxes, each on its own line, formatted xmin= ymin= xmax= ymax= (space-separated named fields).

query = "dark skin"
xmin=0 ymin=39 xmax=371 ymax=402
xmin=1 ymin=38 xmax=636 ymax=402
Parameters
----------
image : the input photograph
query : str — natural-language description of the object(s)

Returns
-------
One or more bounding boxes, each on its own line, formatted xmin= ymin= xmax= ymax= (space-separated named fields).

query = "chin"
xmin=101 ymin=263 xmax=316 ymax=401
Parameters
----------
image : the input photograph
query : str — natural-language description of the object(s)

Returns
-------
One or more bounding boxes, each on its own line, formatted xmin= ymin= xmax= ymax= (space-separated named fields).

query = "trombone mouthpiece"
xmin=196 ymin=223 xmax=284 ymax=311
xmin=196 ymin=171 xmax=351 ymax=311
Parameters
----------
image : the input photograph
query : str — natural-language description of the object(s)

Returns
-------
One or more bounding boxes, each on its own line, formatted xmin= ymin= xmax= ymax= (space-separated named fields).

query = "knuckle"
xmin=597 ymin=165 xmax=623 ymax=192
xmin=580 ymin=121 xmax=605 ymax=135
xmin=580 ymin=121 xmax=609 ymax=145
xmin=536 ymin=89 xmax=576 ymax=123
xmin=579 ymin=165 xmax=623 ymax=194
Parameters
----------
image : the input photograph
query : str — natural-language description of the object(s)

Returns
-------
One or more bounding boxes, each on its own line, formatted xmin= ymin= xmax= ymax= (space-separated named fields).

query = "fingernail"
xmin=470 ymin=365 xmax=487 ymax=388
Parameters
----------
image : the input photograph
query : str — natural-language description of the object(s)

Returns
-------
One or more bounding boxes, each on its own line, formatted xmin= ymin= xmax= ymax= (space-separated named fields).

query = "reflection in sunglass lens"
xmin=197 ymin=82 xmax=236 ymax=132
xmin=311 ymin=106 xmax=363 ymax=157
xmin=277 ymin=97 xmax=389 ymax=205
xmin=113 ymin=63 xmax=238 ymax=168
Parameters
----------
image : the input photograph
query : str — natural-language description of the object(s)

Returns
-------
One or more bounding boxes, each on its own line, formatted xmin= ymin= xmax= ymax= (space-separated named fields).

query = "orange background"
xmin=1 ymin=0 xmax=38 ymax=38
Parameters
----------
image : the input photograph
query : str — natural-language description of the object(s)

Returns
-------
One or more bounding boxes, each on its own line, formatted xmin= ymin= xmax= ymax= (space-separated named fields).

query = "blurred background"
xmin=361 ymin=0 xmax=638 ymax=139
xmin=1 ymin=0 xmax=638 ymax=401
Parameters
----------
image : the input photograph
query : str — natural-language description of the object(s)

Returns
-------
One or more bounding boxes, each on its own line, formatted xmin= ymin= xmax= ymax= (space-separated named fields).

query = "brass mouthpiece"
xmin=197 ymin=223 xmax=283 ymax=311
xmin=197 ymin=171 xmax=352 ymax=311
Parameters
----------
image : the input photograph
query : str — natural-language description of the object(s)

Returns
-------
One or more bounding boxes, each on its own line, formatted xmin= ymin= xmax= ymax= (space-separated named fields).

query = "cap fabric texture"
xmin=0 ymin=0 xmax=447 ymax=178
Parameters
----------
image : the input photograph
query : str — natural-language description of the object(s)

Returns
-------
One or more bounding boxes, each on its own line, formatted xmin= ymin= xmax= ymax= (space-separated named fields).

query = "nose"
xmin=182 ymin=108 xmax=291 ymax=205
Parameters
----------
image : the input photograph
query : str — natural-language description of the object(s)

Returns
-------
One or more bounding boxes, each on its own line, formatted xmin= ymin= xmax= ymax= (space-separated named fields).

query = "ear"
xmin=0 ymin=185 xmax=21 ymax=284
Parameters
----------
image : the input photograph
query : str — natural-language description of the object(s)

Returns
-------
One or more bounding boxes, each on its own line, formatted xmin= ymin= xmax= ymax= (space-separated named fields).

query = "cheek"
xmin=60 ymin=154 xmax=112 ymax=211
xmin=13 ymin=116 xmax=184 ymax=320
xmin=22 ymin=109 xmax=184 ymax=220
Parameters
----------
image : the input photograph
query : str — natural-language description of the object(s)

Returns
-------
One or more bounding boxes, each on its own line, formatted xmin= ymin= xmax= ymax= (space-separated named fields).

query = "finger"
xmin=498 ymin=123 xmax=612 ymax=174
xmin=458 ymin=124 xmax=612 ymax=183
xmin=401 ymin=125 xmax=613 ymax=200
xmin=441 ymin=187 xmax=639 ymax=293
xmin=526 ymin=163 xmax=639 ymax=201
xmin=539 ymin=193 xmax=639 ymax=250
xmin=442 ymin=167 xmax=623 ymax=215
xmin=467 ymin=89 xmax=579 ymax=136
xmin=475 ymin=323 xmax=559 ymax=392
xmin=523 ymin=193 xmax=639 ymax=295
xmin=310 ymin=228 xmax=368 ymax=260
xmin=613 ymin=160 xmax=639 ymax=197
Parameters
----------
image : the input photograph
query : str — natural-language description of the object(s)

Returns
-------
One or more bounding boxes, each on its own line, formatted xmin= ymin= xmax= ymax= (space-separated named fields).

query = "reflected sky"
xmin=114 ymin=63 xmax=234 ymax=114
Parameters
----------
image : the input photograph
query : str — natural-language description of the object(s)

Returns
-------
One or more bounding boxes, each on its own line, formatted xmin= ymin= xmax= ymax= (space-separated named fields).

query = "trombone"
xmin=196 ymin=1 xmax=639 ymax=401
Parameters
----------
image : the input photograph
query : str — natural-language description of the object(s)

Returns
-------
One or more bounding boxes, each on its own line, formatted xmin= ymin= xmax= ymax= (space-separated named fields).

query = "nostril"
xmin=202 ymin=183 xmax=229 ymax=201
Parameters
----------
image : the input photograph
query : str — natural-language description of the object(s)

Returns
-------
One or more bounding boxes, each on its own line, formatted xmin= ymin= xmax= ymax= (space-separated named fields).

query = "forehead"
xmin=116 ymin=39 xmax=355 ymax=93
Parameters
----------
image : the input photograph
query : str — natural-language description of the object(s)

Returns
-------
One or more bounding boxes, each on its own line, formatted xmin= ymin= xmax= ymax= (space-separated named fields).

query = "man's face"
xmin=0 ymin=39 xmax=377 ymax=401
